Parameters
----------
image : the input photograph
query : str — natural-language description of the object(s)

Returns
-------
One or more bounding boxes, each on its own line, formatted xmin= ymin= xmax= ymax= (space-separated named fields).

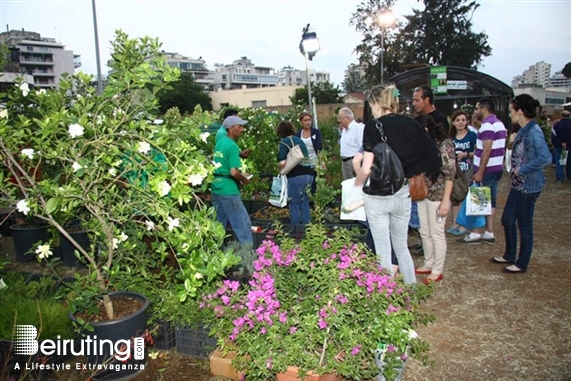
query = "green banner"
xmin=430 ymin=66 xmax=447 ymax=95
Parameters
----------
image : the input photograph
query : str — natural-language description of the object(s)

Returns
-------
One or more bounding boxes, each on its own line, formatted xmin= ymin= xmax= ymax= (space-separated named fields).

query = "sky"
xmin=1 ymin=0 xmax=570 ymax=89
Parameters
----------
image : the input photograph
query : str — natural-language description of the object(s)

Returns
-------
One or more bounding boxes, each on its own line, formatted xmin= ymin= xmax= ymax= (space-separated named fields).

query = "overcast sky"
xmin=2 ymin=0 xmax=570 ymax=88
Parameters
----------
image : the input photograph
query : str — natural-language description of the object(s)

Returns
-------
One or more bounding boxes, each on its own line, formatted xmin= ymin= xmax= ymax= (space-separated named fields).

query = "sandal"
xmin=450 ymin=228 xmax=469 ymax=236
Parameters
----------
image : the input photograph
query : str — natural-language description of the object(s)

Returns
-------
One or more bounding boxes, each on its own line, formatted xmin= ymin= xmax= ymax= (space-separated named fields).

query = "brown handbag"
xmin=408 ymin=173 xmax=429 ymax=201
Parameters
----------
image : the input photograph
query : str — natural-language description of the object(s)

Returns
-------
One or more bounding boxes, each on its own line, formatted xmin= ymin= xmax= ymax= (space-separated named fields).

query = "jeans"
xmin=288 ymin=175 xmax=313 ymax=225
xmin=554 ymin=147 xmax=570 ymax=181
xmin=364 ymin=185 xmax=416 ymax=284
xmin=482 ymin=171 xmax=503 ymax=208
xmin=501 ymin=189 xmax=540 ymax=270
xmin=212 ymin=194 xmax=253 ymax=245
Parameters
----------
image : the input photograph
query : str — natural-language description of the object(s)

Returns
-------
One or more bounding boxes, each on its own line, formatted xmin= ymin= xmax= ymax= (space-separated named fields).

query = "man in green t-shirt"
xmin=212 ymin=109 xmax=252 ymax=158
xmin=212 ymin=116 xmax=253 ymax=245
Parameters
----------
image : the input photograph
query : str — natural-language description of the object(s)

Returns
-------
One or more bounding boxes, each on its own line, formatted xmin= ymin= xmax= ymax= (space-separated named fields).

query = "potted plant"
xmin=0 ymin=30 xmax=238 ymax=377
xmin=201 ymin=223 xmax=434 ymax=381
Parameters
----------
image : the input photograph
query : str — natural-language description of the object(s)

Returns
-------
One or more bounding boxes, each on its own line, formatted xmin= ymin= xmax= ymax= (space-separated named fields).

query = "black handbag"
xmin=362 ymin=120 xmax=405 ymax=196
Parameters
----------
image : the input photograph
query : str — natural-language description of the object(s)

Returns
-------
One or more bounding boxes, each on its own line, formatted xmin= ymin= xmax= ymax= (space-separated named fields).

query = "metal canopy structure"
xmin=387 ymin=65 xmax=515 ymax=125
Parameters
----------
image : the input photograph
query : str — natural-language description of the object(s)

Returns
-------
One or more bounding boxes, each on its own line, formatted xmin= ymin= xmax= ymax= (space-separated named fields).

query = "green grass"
xmin=0 ymin=272 xmax=74 ymax=341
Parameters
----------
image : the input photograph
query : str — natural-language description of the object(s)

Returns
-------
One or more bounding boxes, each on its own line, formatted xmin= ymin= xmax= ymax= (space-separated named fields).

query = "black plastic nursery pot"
xmin=69 ymin=291 xmax=150 ymax=380
xmin=10 ymin=224 xmax=50 ymax=263
xmin=60 ymin=229 xmax=90 ymax=267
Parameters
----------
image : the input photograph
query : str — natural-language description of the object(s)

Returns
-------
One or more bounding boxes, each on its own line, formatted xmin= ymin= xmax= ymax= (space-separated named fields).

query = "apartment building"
xmin=212 ymin=57 xmax=279 ymax=91
xmin=549 ymin=71 xmax=571 ymax=88
xmin=160 ymin=51 xmax=214 ymax=90
xmin=277 ymin=65 xmax=330 ymax=86
xmin=511 ymin=61 xmax=551 ymax=88
xmin=0 ymin=29 xmax=80 ymax=89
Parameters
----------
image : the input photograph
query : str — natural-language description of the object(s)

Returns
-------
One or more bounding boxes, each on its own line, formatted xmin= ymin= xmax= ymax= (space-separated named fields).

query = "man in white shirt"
xmin=338 ymin=107 xmax=364 ymax=180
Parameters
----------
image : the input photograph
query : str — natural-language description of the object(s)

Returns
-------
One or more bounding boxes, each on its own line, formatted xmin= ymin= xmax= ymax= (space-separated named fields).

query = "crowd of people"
xmin=209 ymin=86 xmax=559 ymax=283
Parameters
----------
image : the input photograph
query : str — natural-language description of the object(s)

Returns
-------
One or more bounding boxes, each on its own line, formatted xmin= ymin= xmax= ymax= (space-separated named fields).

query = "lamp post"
xmin=376 ymin=9 xmax=396 ymax=84
xmin=91 ymin=0 xmax=103 ymax=94
xmin=299 ymin=24 xmax=320 ymax=129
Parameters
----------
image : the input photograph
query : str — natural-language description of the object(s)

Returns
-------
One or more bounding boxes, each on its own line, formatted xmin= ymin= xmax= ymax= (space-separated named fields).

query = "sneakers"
xmin=457 ymin=234 xmax=482 ymax=244
xmin=457 ymin=232 xmax=496 ymax=244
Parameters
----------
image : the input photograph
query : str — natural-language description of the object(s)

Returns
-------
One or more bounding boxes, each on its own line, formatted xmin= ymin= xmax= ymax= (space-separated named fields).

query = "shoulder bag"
xmin=279 ymin=137 xmax=305 ymax=175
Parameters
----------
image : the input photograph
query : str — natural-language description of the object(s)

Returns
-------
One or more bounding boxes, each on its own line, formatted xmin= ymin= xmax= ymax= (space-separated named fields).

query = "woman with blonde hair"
xmin=355 ymin=84 xmax=441 ymax=284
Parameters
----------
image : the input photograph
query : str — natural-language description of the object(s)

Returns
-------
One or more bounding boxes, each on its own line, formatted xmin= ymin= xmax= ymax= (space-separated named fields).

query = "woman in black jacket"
xmin=355 ymin=83 xmax=441 ymax=284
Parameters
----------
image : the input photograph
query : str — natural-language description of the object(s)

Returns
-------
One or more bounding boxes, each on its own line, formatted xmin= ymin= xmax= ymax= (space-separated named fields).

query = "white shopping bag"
xmin=465 ymin=185 xmax=492 ymax=216
xmin=560 ymin=149 xmax=568 ymax=166
xmin=269 ymin=174 xmax=288 ymax=208
xmin=340 ymin=178 xmax=366 ymax=221
xmin=504 ymin=149 xmax=512 ymax=172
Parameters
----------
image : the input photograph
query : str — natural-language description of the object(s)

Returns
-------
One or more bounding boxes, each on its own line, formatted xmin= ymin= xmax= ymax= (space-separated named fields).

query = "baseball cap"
xmin=223 ymin=116 xmax=248 ymax=129
xmin=561 ymin=110 xmax=570 ymax=118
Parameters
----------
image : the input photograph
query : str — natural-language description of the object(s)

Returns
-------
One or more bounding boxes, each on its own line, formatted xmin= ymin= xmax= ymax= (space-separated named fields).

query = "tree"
xmin=156 ymin=72 xmax=212 ymax=115
xmin=350 ymin=0 xmax=492 ymax=84
xmin=289 ymin=81 xmax=343 ymax=106
xmin=342 ymin=66 xmax=367 ymax=93
xmin=562 ymin=62 xmax=571 ymax=79
xmin=398 ymin=0 xmax=491 ymax=68
xmin=0 ymin=44 xmax=9 ymax=72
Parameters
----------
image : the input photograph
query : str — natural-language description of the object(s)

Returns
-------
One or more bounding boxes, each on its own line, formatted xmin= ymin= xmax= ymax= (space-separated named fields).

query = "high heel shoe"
xmin=415 ymin=268 xmax=431 ymax=275
xmin=422 ymin=274 xmax=444 ymax=284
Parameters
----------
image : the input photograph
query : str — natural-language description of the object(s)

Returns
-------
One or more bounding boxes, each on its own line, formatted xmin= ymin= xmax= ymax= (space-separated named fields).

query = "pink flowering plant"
xmin=202 ymin=223 xmax=434 ymax=380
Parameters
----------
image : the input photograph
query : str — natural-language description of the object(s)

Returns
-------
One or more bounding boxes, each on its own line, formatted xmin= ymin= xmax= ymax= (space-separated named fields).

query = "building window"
xmin=38 ymin=47 xmax=49 ymax=52
xmin=220 ymin=103 xmax=230 ymax=108
xmin=26 ymin=46 xmax=34 ymax=52
xmin=251 ymin=100 xmax=267 ymax=108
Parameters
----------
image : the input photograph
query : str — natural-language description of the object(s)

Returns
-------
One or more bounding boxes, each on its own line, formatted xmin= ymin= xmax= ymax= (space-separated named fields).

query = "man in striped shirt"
xmin=458 ymin=98 xmax=507 ymax=244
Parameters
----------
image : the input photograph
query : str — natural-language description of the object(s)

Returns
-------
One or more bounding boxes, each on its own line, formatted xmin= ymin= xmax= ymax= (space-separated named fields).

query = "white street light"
xmin=299 ymin=24 xmax=320 ymax=129
xmin=375 ymin=9 xmax=396 ymax=84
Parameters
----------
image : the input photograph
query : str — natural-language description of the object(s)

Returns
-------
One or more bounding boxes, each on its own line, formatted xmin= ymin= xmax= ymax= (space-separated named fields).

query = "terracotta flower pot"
xmin=277 ymin=366 xmax=343 ymax=381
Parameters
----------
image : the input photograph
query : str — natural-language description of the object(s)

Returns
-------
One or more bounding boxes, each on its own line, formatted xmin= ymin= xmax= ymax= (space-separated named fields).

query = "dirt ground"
xmin=1 ymin=168 xmax=570 ymax=381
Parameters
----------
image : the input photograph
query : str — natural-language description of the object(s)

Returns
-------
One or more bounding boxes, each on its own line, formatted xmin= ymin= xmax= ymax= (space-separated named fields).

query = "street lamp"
xmin=299 ymin=24 xmax=320 ymax=129
xmin=91 ymin=0 xmax=103 ymax=94
xmin=375 ymin=9 xmax=396 ymax=84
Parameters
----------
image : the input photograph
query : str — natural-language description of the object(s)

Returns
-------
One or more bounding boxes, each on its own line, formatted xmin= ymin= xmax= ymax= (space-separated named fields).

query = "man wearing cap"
xmin=212 ymin=116 xmax=253 ymax=245
xmin=552 ymin=110 xmax=571 ymax=183
xmin=213 ymin=109 xmax=252 ymax=158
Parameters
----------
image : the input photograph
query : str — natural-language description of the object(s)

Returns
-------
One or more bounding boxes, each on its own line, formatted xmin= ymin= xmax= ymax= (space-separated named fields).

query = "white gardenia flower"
xmin=112 ymin=238 xmax=120 ymax=250
xmin=199 ymin=132 xmax=210 ymax=143
xmin=0 ymin=278 xmax=6 ymax=289
xmin=35 ymin=244 xmax=53 ymax=259
xmin=167 ymin=216 xmax=180 ymax=232
xmin=137 ymin=141 xmax=151 ymax=154
xmin=21 ymin=148 xmax=35 ymax=159
xmin=19 ymin=83 xmax=30 ymax=96
xmin=145 ymin=220 xmax=156 ymax=231
xmin=72 ymin=161 xmax=83 ymax=172
xmin=68 ymin=123 xmax=85 ymax=138
xmin=109 ymin=168 xmax=117 ymax=176
xmin=36 ymin=89 xmax=47 ymax=95
xmin=16 ymin=199 xmax=30 ymax=215
xmin=0 ymin=109 xmax=7 ymax=119
xmin=188 ymin=174 xmax=205 ymax=186
xmin=194 ymin=272 xmax=204 ymax=280
xmin=119 ymin=231 xmax=128 ymax=242
xmin=157 ymin=181 xmax=171 ymax=196
xmin=408 ymin=329 xmax=419 ymax=340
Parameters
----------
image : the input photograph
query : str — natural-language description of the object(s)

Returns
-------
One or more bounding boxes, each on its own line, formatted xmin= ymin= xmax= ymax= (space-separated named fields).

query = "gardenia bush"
xmin=202 ymin=224 xmax=434 ymax=381
xmin=0 ymin=30 xmax=238 ymax=321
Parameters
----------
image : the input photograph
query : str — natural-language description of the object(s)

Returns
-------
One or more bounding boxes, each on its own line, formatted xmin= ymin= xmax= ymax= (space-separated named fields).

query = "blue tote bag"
xmin=456 ymin=198 xmax=486 ymax=230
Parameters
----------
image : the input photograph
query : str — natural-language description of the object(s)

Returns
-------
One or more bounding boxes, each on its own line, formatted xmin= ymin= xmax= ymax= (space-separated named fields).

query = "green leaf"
xmin=46 ymin=198 xmax=59 ymax=214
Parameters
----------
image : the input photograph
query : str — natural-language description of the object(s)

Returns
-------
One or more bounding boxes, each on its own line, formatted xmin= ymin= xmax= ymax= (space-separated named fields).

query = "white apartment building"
xmin=212 ymin=57 xmax=279 ymax=91
xmin=160 ymin=52 xmax=214 ymax=90
xmin=0 ymin=29 xmax=80 ymax=89
xmin=277 ymin=65 xmax=330 ymax=86
xmin=549 ymin=71 xmax=571 ymax=88
xmin=511 ymin=61 xmax=551 ymax=88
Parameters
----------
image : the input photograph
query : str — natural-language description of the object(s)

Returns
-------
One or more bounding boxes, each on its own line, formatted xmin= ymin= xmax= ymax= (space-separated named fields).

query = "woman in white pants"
xmin=414 ymin=115 xmax=455 ymax=284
